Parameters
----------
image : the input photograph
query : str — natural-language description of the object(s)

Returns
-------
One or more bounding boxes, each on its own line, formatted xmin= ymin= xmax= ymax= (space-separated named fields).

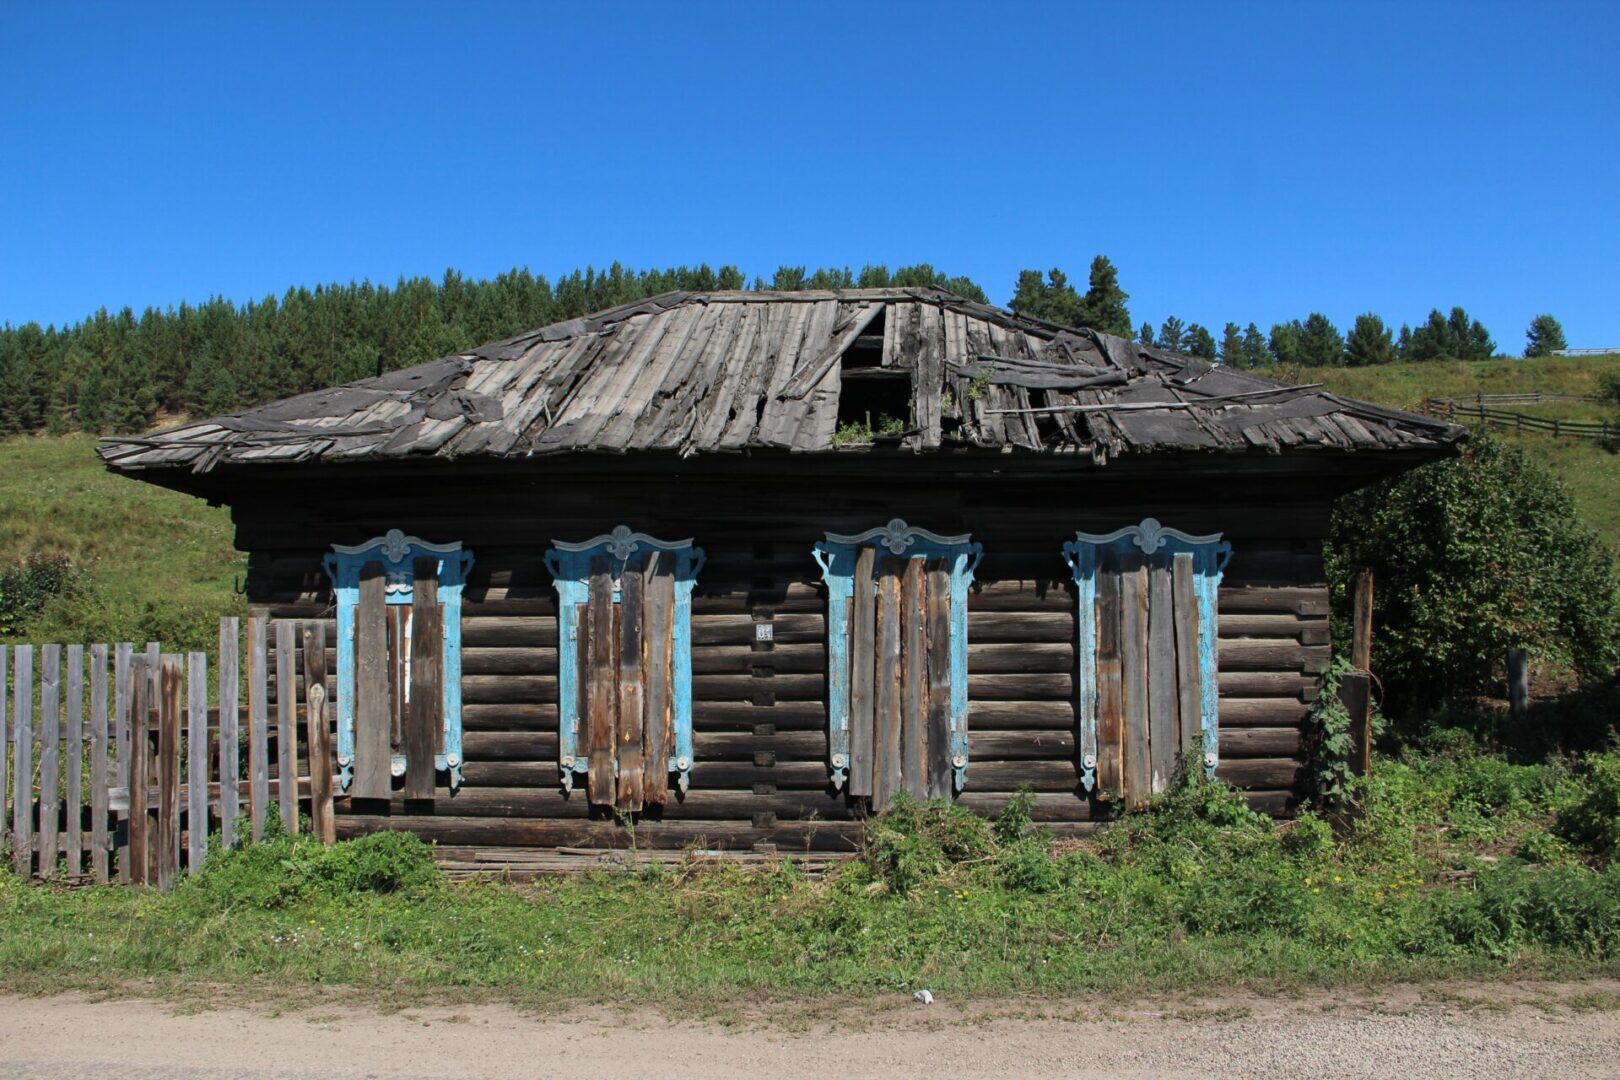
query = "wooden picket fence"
xmin=0 ymin=618 xmax=337 ymax=888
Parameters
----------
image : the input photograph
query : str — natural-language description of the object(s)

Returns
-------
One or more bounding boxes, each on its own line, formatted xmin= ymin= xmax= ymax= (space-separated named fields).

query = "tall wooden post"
xmin=1350 ymin=569 xmax=1373 ymax=672
xmin=1508 ymin=648 xmax=1530 ymax=725
xmin=1346 ymin=569 xmax=1375 ymax=778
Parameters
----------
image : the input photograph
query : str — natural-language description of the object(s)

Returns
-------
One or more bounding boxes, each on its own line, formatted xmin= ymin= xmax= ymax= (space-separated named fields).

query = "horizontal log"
xmin=967 ymin=610 xmax=1074 ymax=642
xmin=968 ymin=642 xmax=1074 ymax=674
xmin=1219 ymin=587 xmax=1330 ymax=616
xmin=1219 ymin=727 xmax=1304 ymax=757
xmin=335 ymin=814 xmax=865 ymax=852
xmin=1217 ymin=613 xmax=1326 ymax=639
xmin=1214 ymin=757 xmax=1306 ymax=789
xmin=462 ymin=728 xmax=1080 ymax=764
xmin=1218 ymin=640 xmax=1331 ymax=673
xmin=1217 ymin=671 xmax=1320 ymax=699
xmin=1217 ymin=698 xmax=1311 ymax=727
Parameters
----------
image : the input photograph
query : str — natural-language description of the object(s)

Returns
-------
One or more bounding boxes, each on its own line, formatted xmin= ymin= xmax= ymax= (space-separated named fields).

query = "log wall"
xmin=235 ymin=458 xmax=1333 ymax=854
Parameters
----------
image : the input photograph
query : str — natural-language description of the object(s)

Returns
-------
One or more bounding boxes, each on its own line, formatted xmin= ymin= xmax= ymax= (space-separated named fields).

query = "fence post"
xmin=127 ymin=653 xmax=151 ymax=886
xmin=218 ymin=618 xmax=240 ymax=850
xmin=157 ymin=654 xmax=183 ymax=891
xmin=1508 ymin=648 xmax=1530 ymax=726
xmin=113 ymin=643 xmax=133 ymax=882
xmin=65 ymin=644 xmax=83 ymax=878
xmin=38 ymin=645 xmax=60 ymax=879
xmin=247 ymin=616 xmax=269 ymax=841
xmin=186 ymin=652 xmax=208 ymax=876
xmin=275 ymin=621 xmax=298 ymax=835
xmin=0 ymin=648 xmax=8 ymax=867
xmin=1351 ymin=570 xmax=1374 ymax=672
xmin=13 ymin=646 xmax=33 ymax=877
xmin=302 ymin=622 xmax=335 ymax=844
xmin=90 ymin=644 xmax=110 ymax=883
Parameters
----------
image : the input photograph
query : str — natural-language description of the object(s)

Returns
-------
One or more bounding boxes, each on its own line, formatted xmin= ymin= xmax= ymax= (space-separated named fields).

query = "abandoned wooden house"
xmin=99 ymin=288 xmax=1466 ymax=861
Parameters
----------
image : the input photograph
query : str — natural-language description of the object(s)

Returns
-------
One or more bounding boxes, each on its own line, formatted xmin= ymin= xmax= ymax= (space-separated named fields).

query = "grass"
xmin=0 ymin=433 xmax=243 ymax=650
xmin=3 ymin=748 xmax=1619 ymax=1007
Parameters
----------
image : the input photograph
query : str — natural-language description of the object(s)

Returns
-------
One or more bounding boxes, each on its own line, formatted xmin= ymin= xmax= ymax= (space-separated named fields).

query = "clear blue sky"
xmin=3 ymin=2 xmax=1617 ymax=349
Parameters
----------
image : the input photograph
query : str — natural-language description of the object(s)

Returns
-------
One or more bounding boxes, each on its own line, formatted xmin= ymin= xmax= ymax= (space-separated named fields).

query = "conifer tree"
xmin=1185 ymin=323 xmax=1217 ymax=360
xmin=1138 ymin=321 xmax=1155 ymax=347
xmin=1219 ymin=323 xmax=1244 ymax=366
xmin=1269 ymin=320 xmax=1304 ymax=366
xmin=1524 ymin=314 xmax=1566 ymax=357
xmin=1242 ymin=323 xmax=1270 ymax=368
xmin=1345 ymin=313 xmax=1396 ymax=366
xmin=1158 ymin=316 xmax=1186 ymax=353
xmin=1077 ymin=255 xmax=1132 ymax=337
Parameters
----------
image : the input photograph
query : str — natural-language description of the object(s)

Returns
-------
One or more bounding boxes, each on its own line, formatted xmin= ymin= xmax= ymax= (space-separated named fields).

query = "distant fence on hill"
xmin=1424 ymin=397 xmax=1616 ymax=442
xmin=1552 ymin=348 xmax=1620 ymax=357
xmin=2 ymin=618 xmax=337 ymax=888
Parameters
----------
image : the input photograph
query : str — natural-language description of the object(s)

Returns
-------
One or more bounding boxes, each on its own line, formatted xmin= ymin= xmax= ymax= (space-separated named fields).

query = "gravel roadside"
xmin=2 ymin=981 xmax=1618 ymax=1079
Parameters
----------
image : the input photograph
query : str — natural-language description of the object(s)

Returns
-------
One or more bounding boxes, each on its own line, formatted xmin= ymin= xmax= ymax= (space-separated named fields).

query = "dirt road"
xmin=3 ymin=982 xmax=1619 ymax=1079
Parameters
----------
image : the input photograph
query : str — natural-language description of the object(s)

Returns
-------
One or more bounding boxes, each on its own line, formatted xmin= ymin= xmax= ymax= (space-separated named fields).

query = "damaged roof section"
xmin=98 ymin=288 xmax=1466 ymax=474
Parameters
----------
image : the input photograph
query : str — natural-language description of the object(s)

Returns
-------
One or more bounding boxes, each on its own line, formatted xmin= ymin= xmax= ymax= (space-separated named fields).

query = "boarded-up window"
xmin=546 ymin=528 xmax=705 ymax=808
xmin=1064 ymin=519 xmax=1228 ymax=808
xmin=814 ymin=520 xmax=981 ymax=809
xmin=323 ymin=531 xmax=473 ymax=796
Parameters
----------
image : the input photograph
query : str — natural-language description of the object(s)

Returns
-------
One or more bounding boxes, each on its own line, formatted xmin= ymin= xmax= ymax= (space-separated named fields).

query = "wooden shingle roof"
xmin=98 ymin=288 xmax=1465 ymax=474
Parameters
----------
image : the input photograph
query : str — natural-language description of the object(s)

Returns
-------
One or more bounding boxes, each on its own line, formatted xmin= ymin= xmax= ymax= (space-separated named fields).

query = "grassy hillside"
xmin=0 ymin=434 xmax=242 ymax=650
xmin=1303 ymin=355 xmax=1620 ymax=559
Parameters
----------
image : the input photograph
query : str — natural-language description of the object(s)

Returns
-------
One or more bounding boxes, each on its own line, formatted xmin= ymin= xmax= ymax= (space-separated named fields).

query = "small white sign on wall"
xmin=754 ymin=622 xmax=774 ymax=642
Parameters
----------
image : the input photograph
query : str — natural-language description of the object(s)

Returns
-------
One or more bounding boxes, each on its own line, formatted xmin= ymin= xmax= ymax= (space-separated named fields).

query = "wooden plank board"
xmin=1172 ymin=553 xmax=1203 ymax=762
xmin=1094 ymin=553 xmax=1124 ymax=802
xmin=11 ymin=647 xmax=31 ymax=875
xmin=406 ymin=560 xmax=441 ymax=800
xmin=303 ymin=622 xmax=335 ymax=843
xmin=616 ymin=561 xmax=645 ymax=812
xmin=113 ymin=642 xmax=132 ymax=881
xmin=126 ymin=655 xmax=150 ymax=886
xmin=38 ymin=644 xmax=60 ymax=878
xmin=642 ymin=553 xmax=674 ymax=805
xmin=247 ymin=617 xmax=269 ymax=841
xmin=89 ymin=644 xmax=109 ymax=882
xmin=847 ymin=544 xmax=876 ymax=799
xmin=158 ymin=654 xmax=183 ymax=890
xmin=275 ymin=620 xmax=300 ymax=829
xmin=65 ymin=645 xmax=84 ymax=877
xmin=899 ymin=557 xmax=926 ymax=799
xmin=1118 ymin=553 xmax=1150 ymax=809
xmin=187 ymin=652 xmax=208 ymax=875
xmin=218 ymin=618 xmax=239 ymax=849
xmin=1147 ymin=556 xmax=1178 ymax=794
xmin=352 ymin=567 xmax=390 ymax=802
xmin=0 ymin=649 xmax=7 ymax=869
xmin=585 ymin=556 xmax=616 ymax=806
xmin=925 ymin=561 xmax=953 ymax=800
xmin=872 ymin=558 xmax=904 ymax=811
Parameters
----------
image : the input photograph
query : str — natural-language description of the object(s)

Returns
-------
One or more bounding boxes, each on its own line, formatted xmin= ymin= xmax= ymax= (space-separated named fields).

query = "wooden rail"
xmin=1426 ymin=392 xmax=1604 ymax=407
xmin=1 ymin=618 xmax=336 ymax=887
xmin=1424 ymin=399 xmax=1616 ymax=441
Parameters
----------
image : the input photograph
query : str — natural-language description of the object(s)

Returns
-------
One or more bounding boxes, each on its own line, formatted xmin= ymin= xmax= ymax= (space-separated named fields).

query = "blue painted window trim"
xmin=812 ymin=519 xmax=983 ymax=793
xmin=544 ymin=526 xmax=706 ymax=795
xmin=322 ymin=529 xmax=474 ymax=792
xmin=1062 ymin=518 xmax=1231 ymax=791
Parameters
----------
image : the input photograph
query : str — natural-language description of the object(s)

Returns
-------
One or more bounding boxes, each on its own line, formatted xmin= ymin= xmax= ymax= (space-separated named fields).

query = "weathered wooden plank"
xmin=1147 ymin=558 xmax=1177 ymax=794
xmin=65 ymin=645 xmax=84 ymax=877
xmin=126 ymin=655 xmax=150 ymax=885
xmin=616 ymin=560 xmax=645 ymax=812
xmin=925 ymin=562 xmax=953 ymax=800
xmin=0 ymin=648 xmax=7 ymax=869
xmin=848 ymin=543 xmax=876 ymax=799
xmin=586 ymin=556 xmax=616 ymax=806
xmin=275 ymin=620 xmax=300 ymax=832
xmin=113 ymin=641 xmax=132 ymax=880
xmin=158 ymin=654 xmax=183 ymax=890
xmin=1119 ymin=553 xmax=1150 ymax=809
xmin=247 ymin=617 xmax=269 ymax=841
xmin=1095 ymin=552 xmax=1124 ymax=802
xmin=406 ymin=560 xmax=441 ymax=800
xmin=187 ymin=651 xmax=208 ymax=875
xmin=38 ymin=645 xmax=60 ymax=879
xmin=352 ymin=568 xmax=390 ymax=802
xmin=1172 ymin=554 xmax=1202 ymax=762
xmin=642 ymin=553 xmax=675 ymax=805
xmin=872 ymin=558 xmax=903 ymax=811
xmin=303 ymin=622 xmax=335 ymax=843
xmin=218 ymin=618 xmax=240 ymax=849
xmin=11 ymin=647 xmax=31 ymax=875
xmin=899 ymin=557 xmax=926 ymax=799
xmin=89 ymin=644 xmax=109 ymax=882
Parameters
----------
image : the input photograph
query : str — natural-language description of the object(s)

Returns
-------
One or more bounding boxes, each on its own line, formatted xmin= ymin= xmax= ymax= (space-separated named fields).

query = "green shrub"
xmin=1327 ymin=435 xmax=1620 ymax=712
xmin=1601 ymin=371 xmax=1620 ymax=407
xmin=1555 ymin=753 xmax=1620 ymax=861
xmin=180 ymin=830 xmax=440 ymax=911
xmin=0 ymin=552 xmax=77 ymax=635
xmin=860 ymin=795 xmax=995 ymax=894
